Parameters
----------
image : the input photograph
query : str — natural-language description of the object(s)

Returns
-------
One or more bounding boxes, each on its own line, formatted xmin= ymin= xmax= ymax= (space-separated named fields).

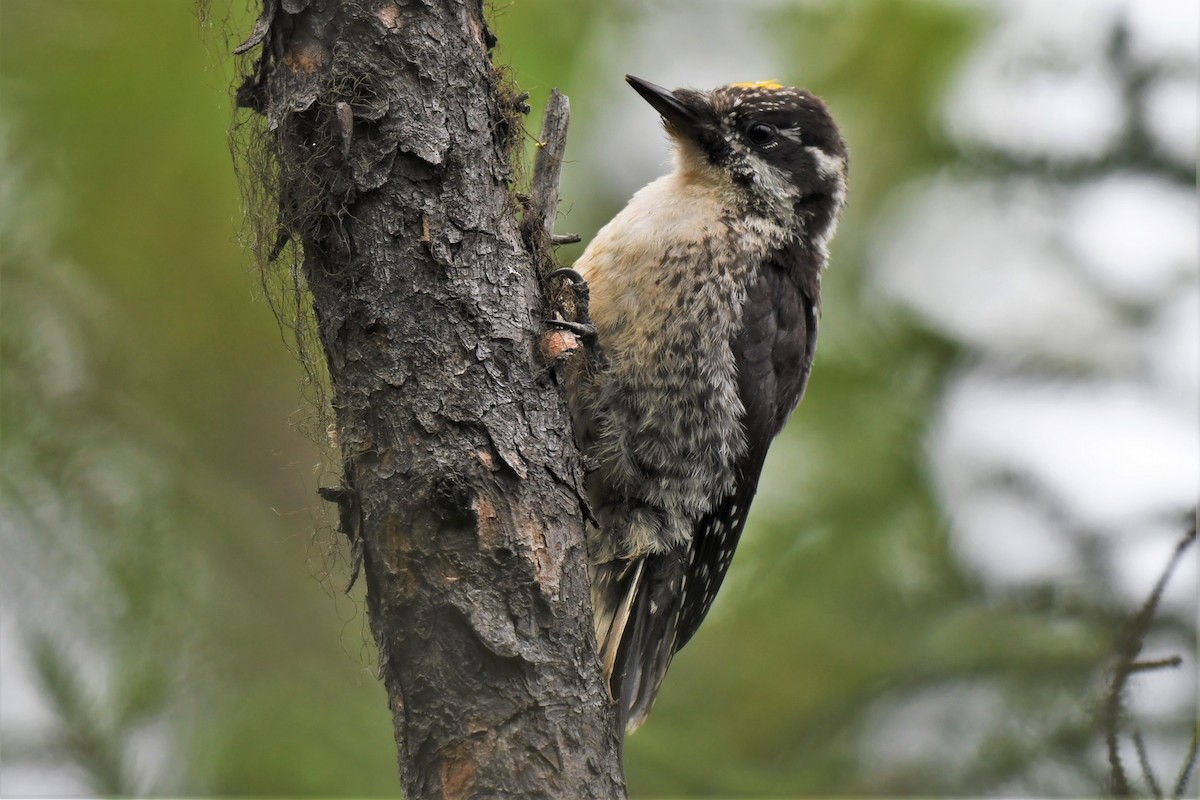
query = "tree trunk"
xmin=232 ymin=1 xmax=626 ymax=796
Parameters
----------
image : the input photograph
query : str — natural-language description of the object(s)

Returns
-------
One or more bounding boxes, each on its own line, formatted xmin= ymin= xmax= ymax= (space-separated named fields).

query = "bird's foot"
xmin=545 ymin=317 xmax=597 ymax=341
xmin=545 ymin=268 xmax=605 ymax=368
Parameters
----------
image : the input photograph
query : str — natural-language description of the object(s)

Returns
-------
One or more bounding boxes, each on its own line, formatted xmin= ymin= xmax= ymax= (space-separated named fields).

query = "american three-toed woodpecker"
xmin=561 ymin=76 xmax=848 ymax=732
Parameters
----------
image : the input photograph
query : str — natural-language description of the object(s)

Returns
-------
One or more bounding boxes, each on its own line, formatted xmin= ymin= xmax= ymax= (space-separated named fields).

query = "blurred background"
xmin=1 ymin=0 xmax=1196 ymax=796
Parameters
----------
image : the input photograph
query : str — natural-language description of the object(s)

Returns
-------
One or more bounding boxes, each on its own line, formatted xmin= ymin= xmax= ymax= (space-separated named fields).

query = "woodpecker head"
xmin=626 ymin=75 xmax=848 ymax=222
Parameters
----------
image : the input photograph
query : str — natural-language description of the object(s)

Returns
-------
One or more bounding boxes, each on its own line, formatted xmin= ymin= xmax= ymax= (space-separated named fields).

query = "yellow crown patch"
xmin=729 ymin=79 xmax=784 ymax=90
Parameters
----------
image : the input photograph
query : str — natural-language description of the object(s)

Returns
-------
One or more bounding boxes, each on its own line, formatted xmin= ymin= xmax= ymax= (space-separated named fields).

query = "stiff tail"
xmin=593 ymin=552 xmax=686 ymax=732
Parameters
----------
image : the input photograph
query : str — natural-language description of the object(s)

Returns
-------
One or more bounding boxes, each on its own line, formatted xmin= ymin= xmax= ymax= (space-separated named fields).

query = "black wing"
xmin=674 ymin=251 xmax=820 ymax=651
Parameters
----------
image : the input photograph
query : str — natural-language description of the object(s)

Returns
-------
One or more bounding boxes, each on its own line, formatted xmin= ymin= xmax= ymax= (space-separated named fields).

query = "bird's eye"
xmin=746 ymin=122 xmax=778 ymax=146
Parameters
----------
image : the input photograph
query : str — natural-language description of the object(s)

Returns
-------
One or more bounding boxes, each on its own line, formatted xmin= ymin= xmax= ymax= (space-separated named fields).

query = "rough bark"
xmin=232 ymin=1 xmax=626 ymax=797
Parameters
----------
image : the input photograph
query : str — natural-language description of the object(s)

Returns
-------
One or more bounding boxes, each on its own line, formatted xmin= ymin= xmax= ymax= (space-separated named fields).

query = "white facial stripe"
xmin=805 ymin=146 xmax=845 ymax=180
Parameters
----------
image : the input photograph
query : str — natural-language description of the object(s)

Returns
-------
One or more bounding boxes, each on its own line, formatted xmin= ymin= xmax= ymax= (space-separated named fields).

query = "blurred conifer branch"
xmin=1103 ymin=510 xmax=1197 ymax=798
xmin=965 ymin=21 xmax=1196 ymax=188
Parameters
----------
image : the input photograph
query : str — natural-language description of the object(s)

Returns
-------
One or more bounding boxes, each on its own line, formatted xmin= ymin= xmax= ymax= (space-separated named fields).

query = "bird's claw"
xmin=546 ymin=318 xmax=597 ymax=342
xmin=547 ymin=268 xmax=595 ymax=337
xmin=547 ymin=268 xmax=605 ymax=368
xmin=549 ymin=267 xmax=587 ymax=287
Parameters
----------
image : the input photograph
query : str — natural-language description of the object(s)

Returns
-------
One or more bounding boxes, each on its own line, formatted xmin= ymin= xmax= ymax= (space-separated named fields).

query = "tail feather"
xmin=593 ymin=559 xmax=643 ymax=683
xmin=593 ymin=552 xmax=685 ymax=732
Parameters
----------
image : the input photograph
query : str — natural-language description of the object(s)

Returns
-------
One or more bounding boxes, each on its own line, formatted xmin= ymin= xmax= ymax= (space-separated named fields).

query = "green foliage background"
xmin=1 ymin=1 xmax=1193 ymax=797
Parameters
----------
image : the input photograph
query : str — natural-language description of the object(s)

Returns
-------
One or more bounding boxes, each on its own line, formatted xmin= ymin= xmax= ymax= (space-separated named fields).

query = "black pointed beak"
xmin=626 ymin=75 xmax=704 ymax=139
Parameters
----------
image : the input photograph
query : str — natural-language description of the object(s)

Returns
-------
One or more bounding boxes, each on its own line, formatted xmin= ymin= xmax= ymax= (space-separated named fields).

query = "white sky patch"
xmin=947 ymin=64 xmax=1124 ymax=158
xmin=126 ymin=719 xmax=178 ymax=796
xmin=0 ymin=608 xmax=55 ymax=731
xmin=945 ymin=0 xmax=1125 ymax=159
xmin=945 ymin=489 xmax=1078 ymax=588
xmin=985 ymin=0 xmax=1122 ymax=57
xmin=1143 ymin=290 xmax=1200 ymax=404
xmin=1115 ymin=0 xmax=1200 ymax=64
xmin=0 ymin=609 xmax=94 ymax=796
xmin=1063 ymin=174 xmax=1199 ymax=306
xmin=983 ymin=0 xmax=1199 ymax=68
xmin=948 ymin=0 xmax=1199 ymax=159
xmin=0 ymin=764 xmax=93 ymax=798
xmin=1145 ymin=76 xmax=1200 ymax=165
xmin=932 ymin=375 xmax=1200 ymax=531
xmin=872 ymin=177 xmax=1132 ymax=366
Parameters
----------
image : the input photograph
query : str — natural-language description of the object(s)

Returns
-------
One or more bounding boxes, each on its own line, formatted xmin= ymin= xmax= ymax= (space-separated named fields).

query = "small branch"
xmin=1134 ymin=727 xmax=1164 ymax=799
xmin=1127 ymin=656 xmax=1183 ymax=674
xmin=233 ymin=0 xmax=276 ymax=55
xmin=317 ymin=471 xmax=362 ymax=592
xmin=1174 ymin=727 xmax=1198 ymax=800
xmin=520 ymin=89 xmax=571 ymax=269
xmin=1104 ymin=511 xmax=1198 ymax=796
